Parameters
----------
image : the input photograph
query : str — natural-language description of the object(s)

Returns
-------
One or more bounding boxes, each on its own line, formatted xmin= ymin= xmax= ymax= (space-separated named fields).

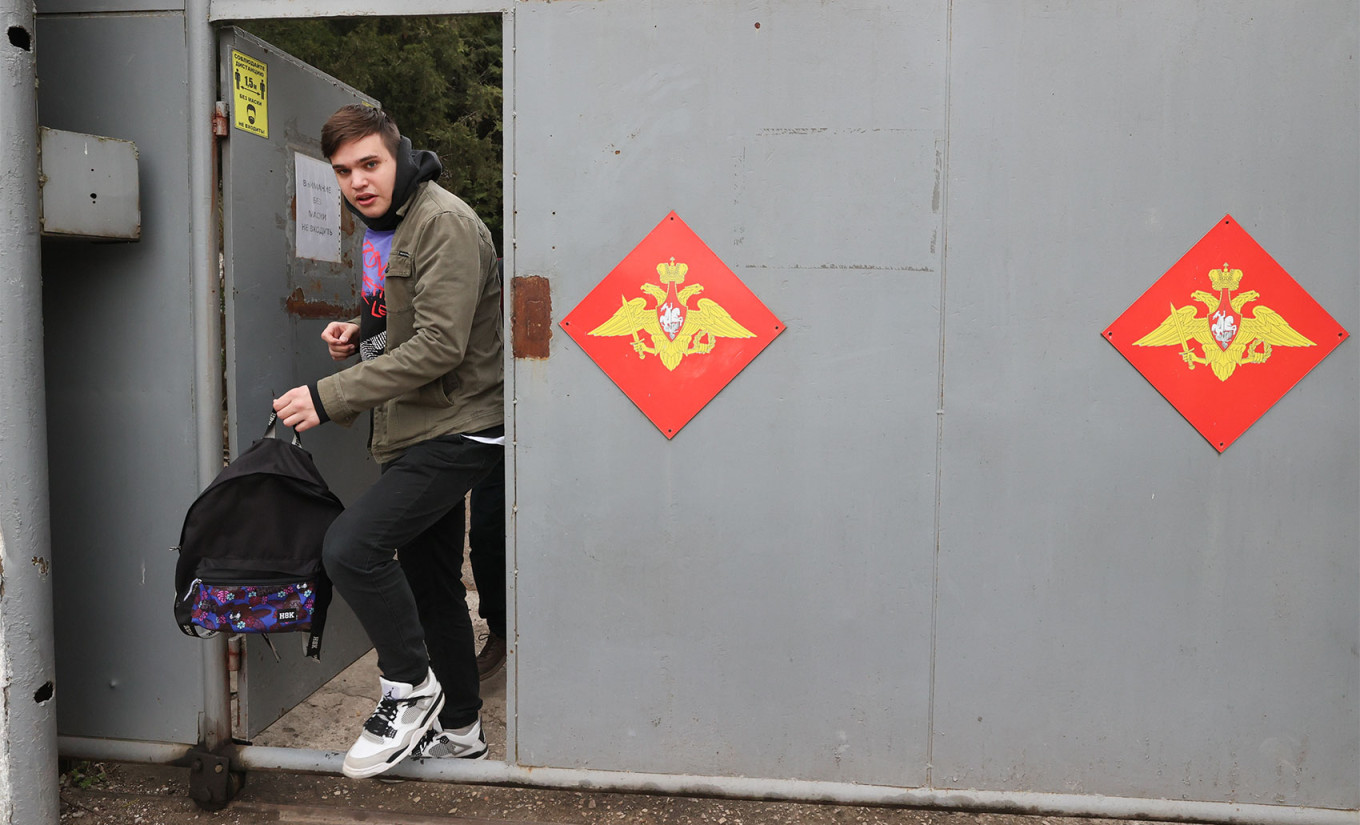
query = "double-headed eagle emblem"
xmin=588 ymin=258 xmax=755 ymax=371
xmin=1135 ymin=263 xmax=1314 ymax=381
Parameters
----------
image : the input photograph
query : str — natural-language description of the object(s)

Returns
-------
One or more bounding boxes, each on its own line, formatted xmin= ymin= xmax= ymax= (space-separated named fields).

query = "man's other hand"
xmin=323 ymin=321 xmax=361 ymax=361
xmin=273 ymin=387 xmax=320 ymax=432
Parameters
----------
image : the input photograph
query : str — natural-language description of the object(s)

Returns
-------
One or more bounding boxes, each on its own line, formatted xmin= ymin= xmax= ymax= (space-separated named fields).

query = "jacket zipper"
xmin=195 ymin=576 xmax=313 ymax=589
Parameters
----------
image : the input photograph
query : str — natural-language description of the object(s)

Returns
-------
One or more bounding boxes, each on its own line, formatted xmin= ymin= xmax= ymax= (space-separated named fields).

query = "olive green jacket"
xmin=317 ymin=181 xmax=503 ymax=465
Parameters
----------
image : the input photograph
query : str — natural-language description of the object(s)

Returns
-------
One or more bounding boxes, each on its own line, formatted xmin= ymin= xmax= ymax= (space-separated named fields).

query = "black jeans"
xmin=322 ymin=430 xmax=502 ymax=729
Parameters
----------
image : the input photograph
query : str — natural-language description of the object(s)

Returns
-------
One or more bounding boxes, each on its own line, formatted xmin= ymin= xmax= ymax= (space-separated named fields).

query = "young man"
xmin=273 ymin=104 xmax=504 ymax=778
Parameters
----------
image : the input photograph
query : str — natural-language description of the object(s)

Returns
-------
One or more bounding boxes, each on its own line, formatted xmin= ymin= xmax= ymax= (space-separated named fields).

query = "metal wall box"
xmin=39 ymin=127 xmax=140 ymax=241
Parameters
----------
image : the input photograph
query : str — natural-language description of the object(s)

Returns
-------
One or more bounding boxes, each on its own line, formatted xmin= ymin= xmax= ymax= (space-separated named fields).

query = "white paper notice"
xmin=295 ymin=152 xmax=341 ymax=262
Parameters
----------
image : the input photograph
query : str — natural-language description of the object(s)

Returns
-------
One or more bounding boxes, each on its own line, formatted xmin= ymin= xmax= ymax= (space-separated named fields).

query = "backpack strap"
xmin=174 ymin=573 xmax=218 ymax=639
xmin=264 ymin=411 xmax=303 ymax=447
xmin=304 ymin=569 xmax=334 ymax=660
xmin=257 ymin=633 xmax=281 ymax=663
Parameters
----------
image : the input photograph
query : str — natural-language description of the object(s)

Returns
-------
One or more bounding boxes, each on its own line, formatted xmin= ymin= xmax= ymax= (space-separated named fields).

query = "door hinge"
xmin=213 ymin=101 xmax=229 ymax=137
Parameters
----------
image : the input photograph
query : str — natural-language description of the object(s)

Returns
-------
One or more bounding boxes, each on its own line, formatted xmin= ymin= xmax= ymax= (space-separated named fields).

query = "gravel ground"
xmin=60 ymin=761 xmax=1172 ymax=825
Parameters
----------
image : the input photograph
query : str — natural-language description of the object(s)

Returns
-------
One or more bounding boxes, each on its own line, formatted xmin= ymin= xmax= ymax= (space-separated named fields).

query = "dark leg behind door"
xmin=468 ymin=457 xmax=506 ymax=640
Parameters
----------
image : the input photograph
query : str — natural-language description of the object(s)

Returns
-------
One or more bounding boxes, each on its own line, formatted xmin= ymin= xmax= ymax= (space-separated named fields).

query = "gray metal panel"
xmin=218 ymin=27 xmax=381 ymax=738
xmin=39 ymin=128 xmax=141 ymax=241
xmin=498 ymin=7 xmax=520 ymax=767
xmin=935 ymin=0 xmax=1359 ymax=808
xmin=510 ymin=0 xmax=946 ymax=785
xmin=36 ymin=12 xmax=203 ymax=743
xmin=209 ymin=0 xmax=507 ymax=20
xmin=36 ymin=1 xmax=183 ymax=12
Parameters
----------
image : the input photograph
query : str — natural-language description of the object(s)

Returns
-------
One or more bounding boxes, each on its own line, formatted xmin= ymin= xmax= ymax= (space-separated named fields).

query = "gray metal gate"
xmin=38 ymin=16 xmax=382 ymax=744
xmin=32 ymin=0 xmax=1358 ymax=820
xmin=505 ymin=0 xmax=1358 ymax=809
xmin=38 ymin=9 xmax=210 ymax=746
xmin=218 ymin=26 xmax=379 ymax=738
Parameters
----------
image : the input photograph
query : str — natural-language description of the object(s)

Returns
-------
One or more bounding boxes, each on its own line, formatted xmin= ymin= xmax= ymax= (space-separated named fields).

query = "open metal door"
xmin=219 ymin=27 xmax=379 ymax=738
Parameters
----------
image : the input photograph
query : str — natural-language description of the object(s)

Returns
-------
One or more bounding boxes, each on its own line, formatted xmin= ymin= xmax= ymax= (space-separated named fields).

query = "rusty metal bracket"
xmin=213 ymin=101 xmax=229 ymax=137
xmin=186 ymin=746 xmax=242 ymax=811
xmin=512 ymin=274 xmax=552 ymax=359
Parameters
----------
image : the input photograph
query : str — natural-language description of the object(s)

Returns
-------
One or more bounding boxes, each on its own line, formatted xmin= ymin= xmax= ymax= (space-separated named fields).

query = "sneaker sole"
xmin=419 ymin=745 xmax=488 ymax=760
xmin=341 ymin=691 xmax=445 ymax=779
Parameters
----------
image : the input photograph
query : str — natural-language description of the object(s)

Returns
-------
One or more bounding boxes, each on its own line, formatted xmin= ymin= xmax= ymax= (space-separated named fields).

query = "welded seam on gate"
xmin=926 ymin=0 xmax=955 ymax=791
xmin=503 ymin=3 xmax=519 ymax=769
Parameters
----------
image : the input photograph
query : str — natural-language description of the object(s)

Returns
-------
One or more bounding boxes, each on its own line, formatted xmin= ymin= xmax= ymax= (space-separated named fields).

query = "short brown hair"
xmin=321 ymin=104 xmax=401 ymax=160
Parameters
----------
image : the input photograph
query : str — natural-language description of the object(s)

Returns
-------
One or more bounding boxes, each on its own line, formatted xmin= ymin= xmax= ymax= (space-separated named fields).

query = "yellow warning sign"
xmin=231 ymin=50 xmax=268 ymax=138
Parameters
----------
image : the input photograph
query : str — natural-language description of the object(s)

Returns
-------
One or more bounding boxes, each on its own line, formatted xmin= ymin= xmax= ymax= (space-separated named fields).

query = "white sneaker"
xmin=342 ymin=669 xmax=444 ymax=779
xmin=410 ymin=718 xmax=488 ymax=760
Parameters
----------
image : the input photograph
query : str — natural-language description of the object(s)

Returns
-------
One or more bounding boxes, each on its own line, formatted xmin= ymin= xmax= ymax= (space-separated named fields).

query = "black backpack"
xmin=173 ymin=413 xmax=344 ymax=659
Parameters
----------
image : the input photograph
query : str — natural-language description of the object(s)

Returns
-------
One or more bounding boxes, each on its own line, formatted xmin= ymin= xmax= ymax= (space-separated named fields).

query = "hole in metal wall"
xmin=8 ymin=26 xmax=31 ymax=51
xmin=34 ymin=681 xmax=53 ymax=703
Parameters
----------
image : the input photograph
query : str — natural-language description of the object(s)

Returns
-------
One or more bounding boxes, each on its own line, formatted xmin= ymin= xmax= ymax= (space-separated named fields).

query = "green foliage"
xmin=59 ymin=760 xmax=108 ymax=790
xmin=248 ymin=16 xmax=504 ymax=249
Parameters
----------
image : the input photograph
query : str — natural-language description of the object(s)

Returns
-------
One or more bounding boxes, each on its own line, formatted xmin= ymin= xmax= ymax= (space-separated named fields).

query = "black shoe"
xmin=476 ymin=633 xmax=506 ymax=681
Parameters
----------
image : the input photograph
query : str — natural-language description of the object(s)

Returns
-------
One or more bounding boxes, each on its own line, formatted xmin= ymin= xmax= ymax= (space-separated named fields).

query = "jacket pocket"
xmin=385 ymin=251 xmax=414 ymax=301
xmin=384 ymin=252 xmax=415 ymax=339
xmin=411 ymin=375 xmax=456 ymax=409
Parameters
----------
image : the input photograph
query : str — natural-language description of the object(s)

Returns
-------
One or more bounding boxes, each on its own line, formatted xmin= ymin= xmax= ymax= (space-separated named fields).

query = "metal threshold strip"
xmin=58 ymin=737 xmax=1357 ymax=825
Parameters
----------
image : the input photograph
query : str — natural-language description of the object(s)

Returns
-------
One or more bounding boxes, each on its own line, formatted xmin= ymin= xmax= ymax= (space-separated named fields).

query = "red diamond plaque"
xmin=1105 ymin=215 xmax=1348 ymax=452
xmin=561 ymin=212 xmax=785 ymax=438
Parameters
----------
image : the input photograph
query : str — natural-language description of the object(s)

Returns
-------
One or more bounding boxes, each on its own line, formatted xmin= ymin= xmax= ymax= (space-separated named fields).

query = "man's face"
xmin=330 ymin=133 xmax=398 ymax=219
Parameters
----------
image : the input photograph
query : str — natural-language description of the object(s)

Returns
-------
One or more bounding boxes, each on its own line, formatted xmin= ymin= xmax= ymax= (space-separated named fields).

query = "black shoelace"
xmin=363 ymin=696 xmax=401 ymax=739
xmin=413 ymin=727 xmax=437 ymax=756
